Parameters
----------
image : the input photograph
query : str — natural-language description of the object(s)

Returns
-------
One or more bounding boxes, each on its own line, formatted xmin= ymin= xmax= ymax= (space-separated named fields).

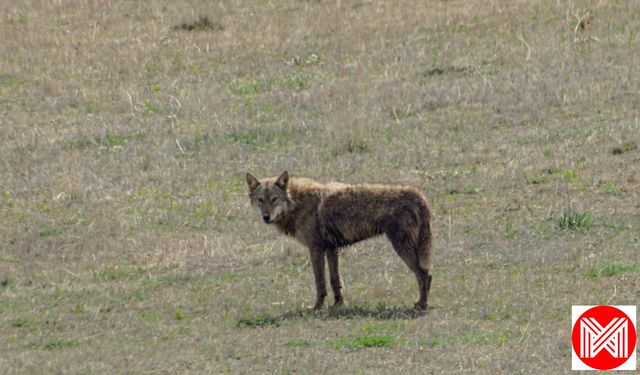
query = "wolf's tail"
xmin=416 ymin=201 xmax=432 ymax=271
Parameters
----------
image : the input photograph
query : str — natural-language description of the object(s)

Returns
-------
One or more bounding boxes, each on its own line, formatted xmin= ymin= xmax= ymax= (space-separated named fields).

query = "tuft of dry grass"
xmin=1 ymin=0 xmax=639 ymax=373
xmin=173 ymin=15 xmax=224 ymax=32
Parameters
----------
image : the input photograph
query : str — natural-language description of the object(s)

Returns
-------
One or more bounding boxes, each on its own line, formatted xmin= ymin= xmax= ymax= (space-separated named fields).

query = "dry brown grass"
xmin=1 ymin=0 xmax=639 ymax=373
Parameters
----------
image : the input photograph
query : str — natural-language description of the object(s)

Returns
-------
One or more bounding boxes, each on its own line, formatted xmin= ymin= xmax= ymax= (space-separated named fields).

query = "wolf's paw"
xmin=308 ymin=302 xmax=324 ymax=311
xmin=414 ymin=301 xmax=427 ymax=311
xmin=333 ymin=297 xmax=344 ymax=307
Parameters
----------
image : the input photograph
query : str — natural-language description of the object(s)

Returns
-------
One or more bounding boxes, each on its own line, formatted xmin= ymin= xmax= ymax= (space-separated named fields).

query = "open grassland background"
xmin=1 ymin=0 xmax=639 ymax=373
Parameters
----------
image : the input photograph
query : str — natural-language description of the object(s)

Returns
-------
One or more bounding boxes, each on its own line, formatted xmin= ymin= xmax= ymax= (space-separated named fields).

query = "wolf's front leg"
xmin=309 ymin=249 xmax=327 ymax=310
xmin=326 ymin=249 xmax=343 ymax=306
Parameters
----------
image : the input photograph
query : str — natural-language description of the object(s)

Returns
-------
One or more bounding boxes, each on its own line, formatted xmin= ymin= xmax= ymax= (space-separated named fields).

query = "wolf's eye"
xmin=271 ymin=196 xmax=277 ymax=203
xmin=257 ymin=197 xmax=264 ymax=203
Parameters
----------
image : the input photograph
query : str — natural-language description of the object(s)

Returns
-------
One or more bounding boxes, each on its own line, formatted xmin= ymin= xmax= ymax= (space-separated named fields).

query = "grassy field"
xmin=1 ymin=0 xmax=639 ymax=373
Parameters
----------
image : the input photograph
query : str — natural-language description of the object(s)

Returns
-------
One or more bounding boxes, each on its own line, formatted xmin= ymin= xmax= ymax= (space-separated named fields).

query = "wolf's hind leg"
xmin=423 ymin=270 xmax=432 ymax=308
xmin=413 ymin=267 xmax=430 ymax=310
xmin=400 ymin=253 xmax=429 ymax=310
xmin=309 ymin=249 xmax=327 ymax=310
xmin=326 ymin=249 xmax=343 ymax=306
xmin=386 ymin=224 xmax=429 ymax=310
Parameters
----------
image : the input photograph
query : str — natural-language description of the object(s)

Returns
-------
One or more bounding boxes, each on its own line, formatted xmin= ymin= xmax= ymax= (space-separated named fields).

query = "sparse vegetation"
xmin=284 ymin=338 xmax=313 ymax=347
xmin=602 ymin=181 xmax=625 ymax=195
xmin=11 ymin=316 xmax=33 ymax=328
xmin=1 ymin=0 xmax=639 ymax=373
xmin=611 ymin=142 xmax=637 ymax=154
xmin=173 ymin=15 xmax=224 ymax=32
xmin=237 ymin=315 xmax=282 ymax=328
xmin=419 ymin=330 xmax=512 ymax=347
xmin=586 ymin=262 xmax=640 ymax=278
xmin=330 ymin=334 xmax=404 ymax=350
xmin=327 ymin=304 xmax=425 ymax=320
xmin=38 ymin=227 xmax=60 ymax=237
xmin=42 ymin=339 xmax=79 ymax=351
xmin=556 ymin=209 xmax=592 ymax=231
xmin=1 ymin=276 xmax=15 ymax=288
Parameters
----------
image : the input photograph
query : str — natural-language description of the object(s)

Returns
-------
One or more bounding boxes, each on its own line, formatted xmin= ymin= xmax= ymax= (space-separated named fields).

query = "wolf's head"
xmin=245 ymin=171 xmax=290 ymax=223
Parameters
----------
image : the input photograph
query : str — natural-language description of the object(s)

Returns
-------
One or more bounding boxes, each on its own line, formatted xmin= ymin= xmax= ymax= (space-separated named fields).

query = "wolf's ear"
xmin=246 ymin=173 xmax=260 ymax=192
xmin=275 ymin=170 xmax=289 ymax=190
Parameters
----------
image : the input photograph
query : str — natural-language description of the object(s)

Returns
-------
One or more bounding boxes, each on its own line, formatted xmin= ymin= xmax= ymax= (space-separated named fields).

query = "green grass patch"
xmin=42 ymin=339 xmax=79 ymax=351
xmin=281 ymin=74 xmax=311 ymax=90
xmin=330 ymin=334 xmax=405 ymax=350
xmin=39 ymin=227 xmax=60 ymax=237
xmin=237 ymin=315 xmax=281 ymax=328
xmin=256 ymin=104 xmax=279 ymax=123
xmin=192 ymin=201 xmax=217 ymax=218
xmin=25 ymin=338 xmax=80 ymax=351
xmin=419 ymin=336 xmax=447 ymax=346
xmin=18 ymin=14 xmax=29 ymax=25
xmin=1 ymin=276 xmax=16 ymax=288
xmin=504 ymin=220 xmax=517 ymax=239
xmin=463 ymin=187 xmax=480 ymax=194
xmin=586 ymin=262 xmax=640 ymax=278
xmin=563 ymin=170 xmax=580 ymax=184
xmin=174 ymin=310 xmax=185 ymax=320
xmin=229 ymin=77 xmax=277 ymax=95
xmin=84 ymin=100 xmax=96 ymax=114
xmin=105 ymin=133 xmax=127 ymax=147
xmin=484 ymin=311 xmax=510 ymax=321
xmin=601 ymin=181 xmax=625 ymax=195
xmin=611 ymin=142 xmax=637 ymax=154
xmin=0 ymin=74 xmax=23 ymax=86
xmin=192 ymin=132 xmax=206 ymax=148
xmin=361 ymin=321 xmax=406 ymax=335
xmin=119 ymin=289 xmax=151 ymax=302
xmin=143 ymin=101 xmax=160 ymax=115
xmin=556 ymin=209 xmax=592 ymax=231
xmin=225 ymin=129 xmax=264 ymax=145
xmin=92 ymin=265 xmax=147 ymax=283
xmin=144 ymin=57 xmax=161 ymax=73
xmin=530 ymin=171 xmax=548 ymax=185
xmin=105 ymin=132 xmax=145 ymax=148
xmin=11 ymin=316 xmax=34 ymax=328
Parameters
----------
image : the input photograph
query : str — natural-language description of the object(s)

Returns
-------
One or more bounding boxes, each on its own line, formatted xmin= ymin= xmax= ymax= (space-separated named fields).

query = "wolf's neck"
xmin=274 ymin=199 xmax=298 ymax=237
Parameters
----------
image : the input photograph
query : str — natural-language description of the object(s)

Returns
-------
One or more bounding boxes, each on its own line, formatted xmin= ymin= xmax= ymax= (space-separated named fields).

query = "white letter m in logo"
xmin=581 ymin=317 xmax=629 ymax=358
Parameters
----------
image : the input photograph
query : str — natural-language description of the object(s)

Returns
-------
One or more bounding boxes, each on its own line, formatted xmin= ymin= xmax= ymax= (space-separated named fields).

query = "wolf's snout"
xmin=262 ymin=214 xmax=270 ymax=222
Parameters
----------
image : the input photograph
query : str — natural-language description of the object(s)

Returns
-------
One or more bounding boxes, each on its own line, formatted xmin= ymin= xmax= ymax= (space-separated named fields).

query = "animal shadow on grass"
xmin=237 ymin=303 xmax=425 ymax=328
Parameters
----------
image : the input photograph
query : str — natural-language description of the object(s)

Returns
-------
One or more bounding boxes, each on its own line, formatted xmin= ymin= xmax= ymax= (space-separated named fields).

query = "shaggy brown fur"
xmin=246 ymin=171 xmax=433 ymax=310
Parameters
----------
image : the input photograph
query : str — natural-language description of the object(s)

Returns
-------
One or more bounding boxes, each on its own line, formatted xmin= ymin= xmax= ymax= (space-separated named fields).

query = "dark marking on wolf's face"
xmin=246 ymin=171 xmax=289 ymax=223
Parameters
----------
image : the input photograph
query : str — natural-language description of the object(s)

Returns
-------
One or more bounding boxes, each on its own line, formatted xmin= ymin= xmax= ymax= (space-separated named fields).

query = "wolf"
xmin=245 ymin=171 xmax=433 ymax=310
